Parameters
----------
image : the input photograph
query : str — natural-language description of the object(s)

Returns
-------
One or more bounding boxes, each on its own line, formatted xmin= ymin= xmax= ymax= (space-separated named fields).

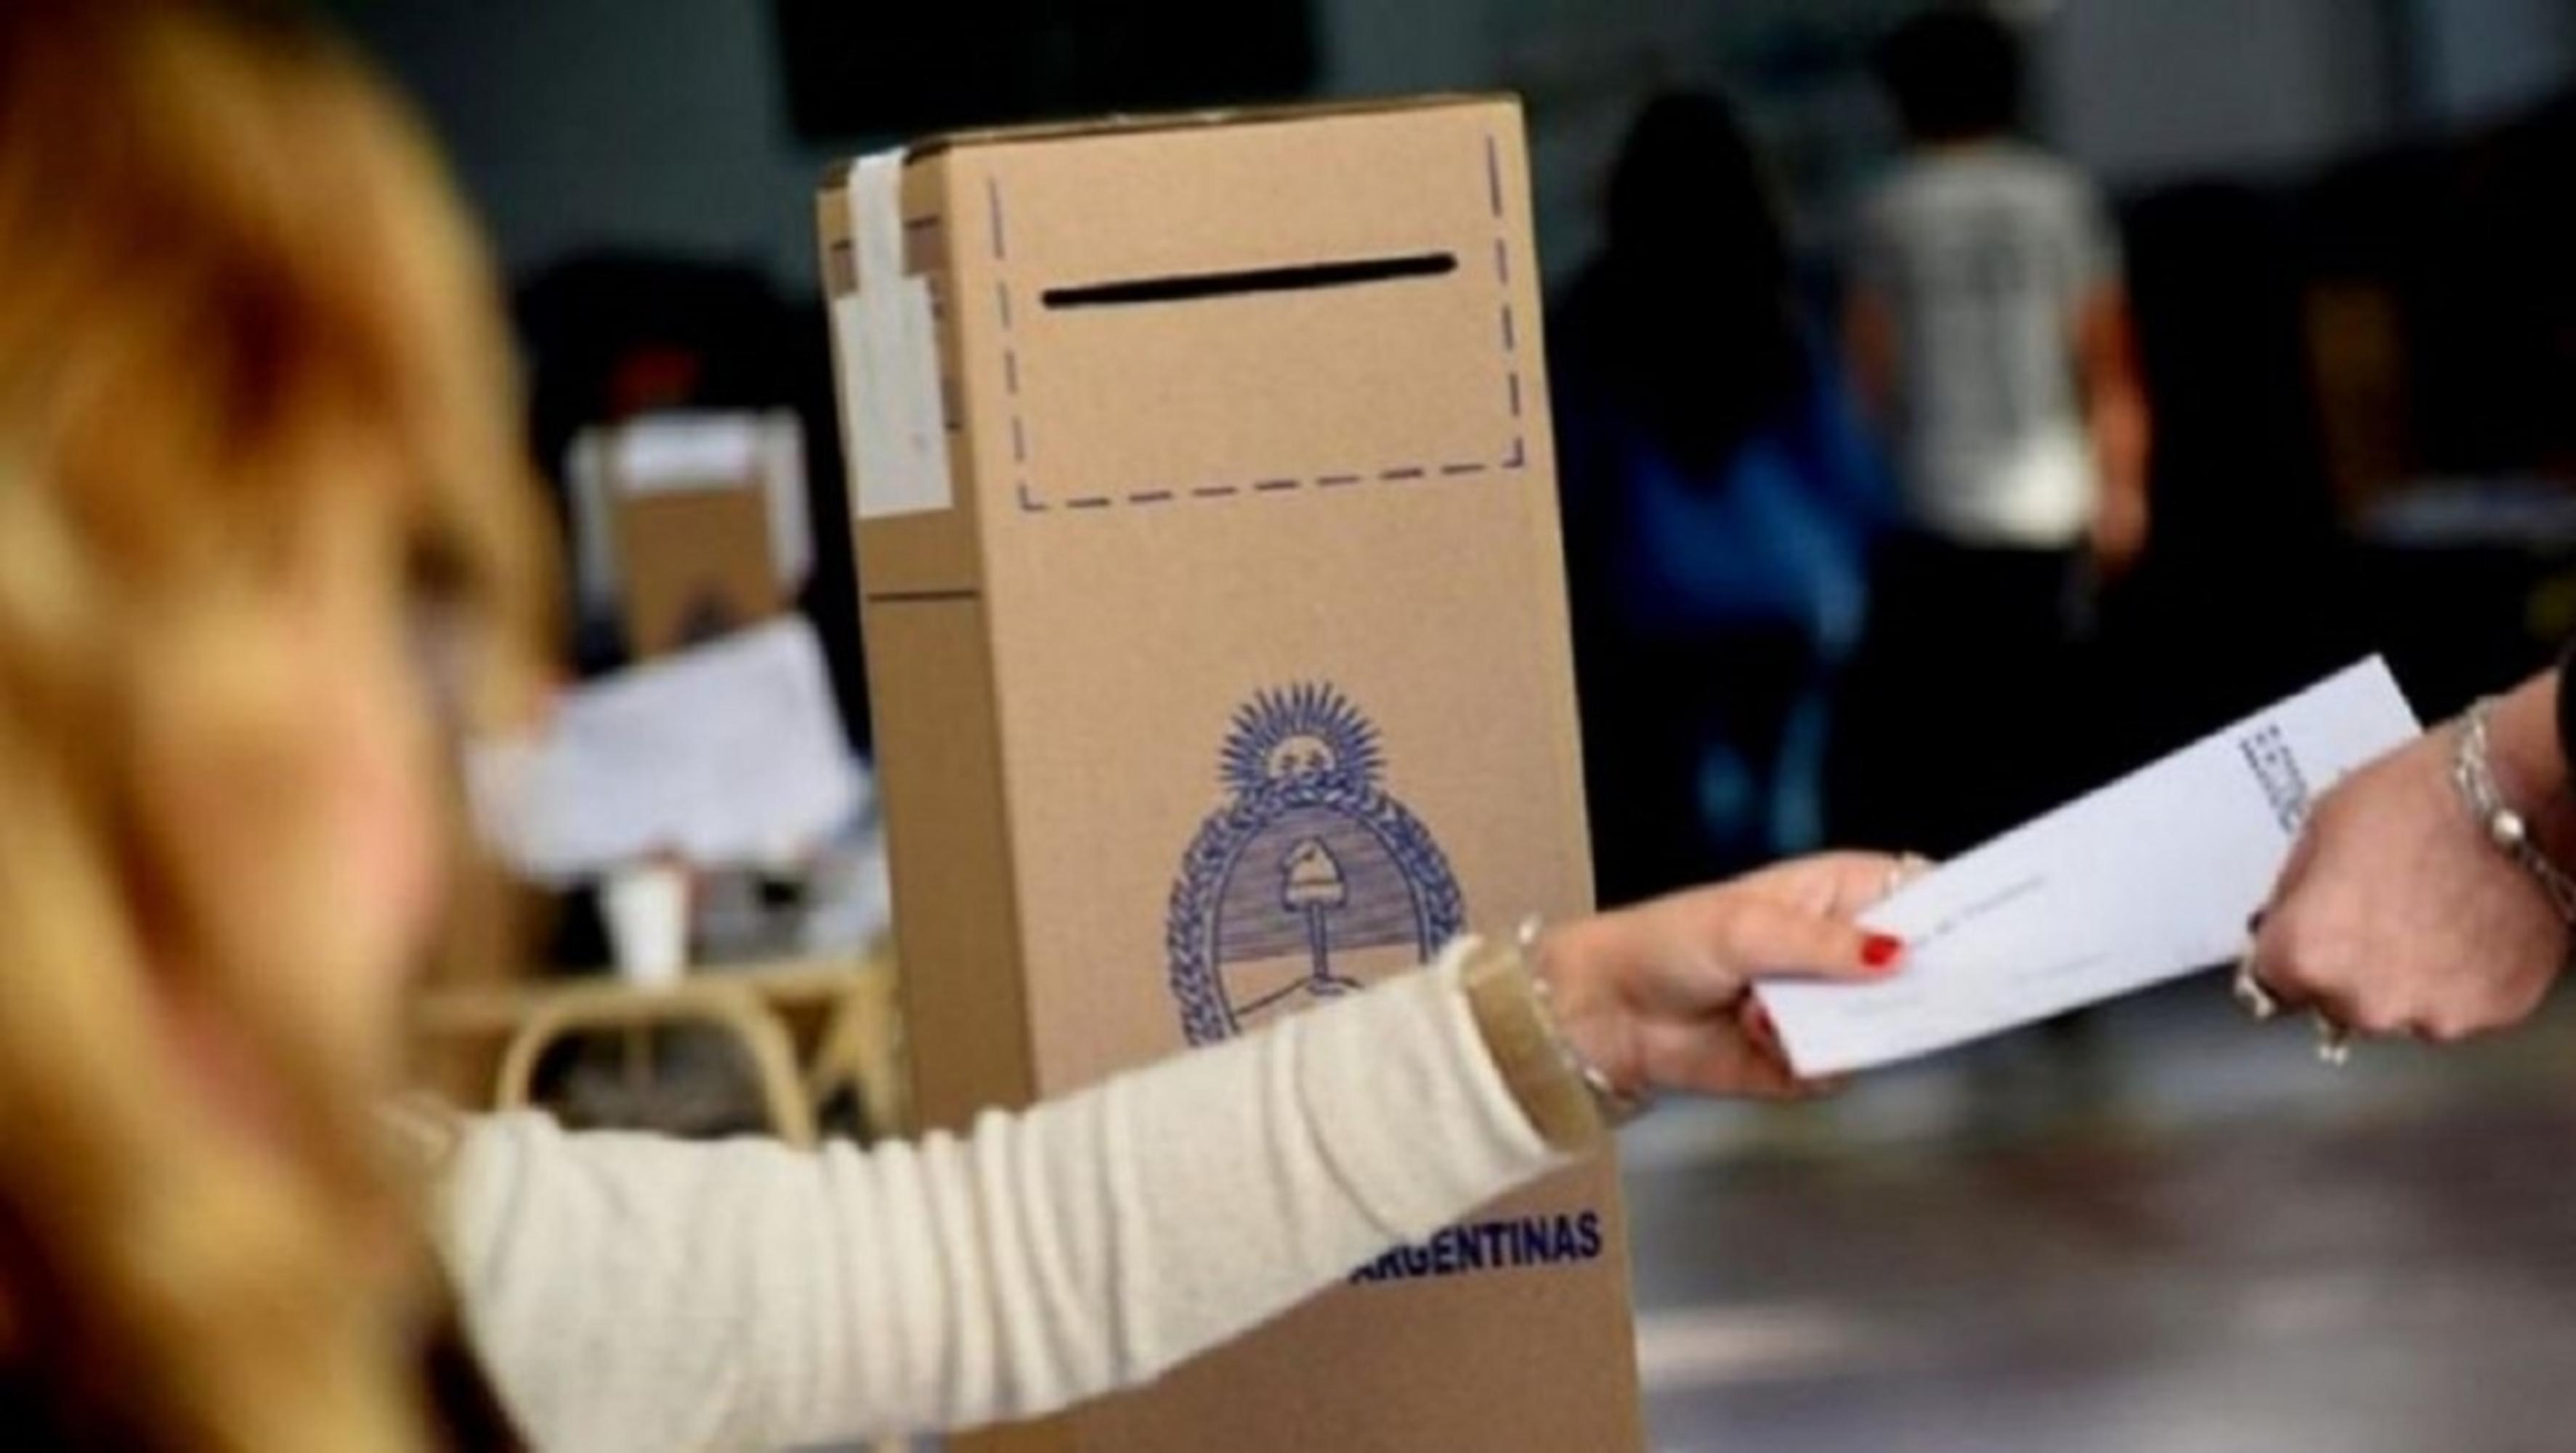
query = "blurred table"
xmin=409 ymin=950 xmax=907 ymax=1145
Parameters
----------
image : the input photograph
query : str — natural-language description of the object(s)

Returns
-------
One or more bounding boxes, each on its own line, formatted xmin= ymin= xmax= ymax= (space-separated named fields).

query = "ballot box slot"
xmin=1041 ymin=251 xmax=1457 ymax=310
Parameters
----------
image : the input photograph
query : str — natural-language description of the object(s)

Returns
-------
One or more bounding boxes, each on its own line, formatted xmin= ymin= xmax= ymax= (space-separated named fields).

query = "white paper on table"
xmin=1758 ymin=657 xmax=2422 ymax=1077
xmin=466 ymin=618 xmax=866 ymax=883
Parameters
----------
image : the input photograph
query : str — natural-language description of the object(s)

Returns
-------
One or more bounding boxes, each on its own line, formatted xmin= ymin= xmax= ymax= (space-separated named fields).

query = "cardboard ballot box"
xmin=566 ymin=412 xmax=812 ymax=660
xmin=820 ymin=96 xmax=1642 ymax=1451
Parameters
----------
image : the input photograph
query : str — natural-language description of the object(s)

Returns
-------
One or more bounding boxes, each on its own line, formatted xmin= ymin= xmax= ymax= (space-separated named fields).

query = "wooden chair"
xmin=491 ymin=976 xmax=819 ymax=1146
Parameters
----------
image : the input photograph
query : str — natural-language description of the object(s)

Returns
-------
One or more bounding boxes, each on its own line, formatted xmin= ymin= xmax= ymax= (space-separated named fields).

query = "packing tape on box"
xmin=833 ymin=148 xmax=954 ymax=520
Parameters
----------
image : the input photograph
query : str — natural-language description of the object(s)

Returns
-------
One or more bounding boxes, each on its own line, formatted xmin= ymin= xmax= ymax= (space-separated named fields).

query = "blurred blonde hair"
xmin=0 ymin=1 xmax=550 ymax=1446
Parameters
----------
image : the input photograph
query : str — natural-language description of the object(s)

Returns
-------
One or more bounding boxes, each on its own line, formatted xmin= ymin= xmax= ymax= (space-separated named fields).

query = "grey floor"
xmin=1621 ymin=977 xmax=2576 ymax=1452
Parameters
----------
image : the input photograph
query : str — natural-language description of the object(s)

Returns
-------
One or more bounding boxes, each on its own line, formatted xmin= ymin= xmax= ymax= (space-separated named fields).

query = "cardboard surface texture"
xmin=568 ymin=413 xmax=811 ymax=659
xmin=822 ymin=96 xmax=1642 ymax=1451
xmin=613 ymin=486 xmax=777 ymax=657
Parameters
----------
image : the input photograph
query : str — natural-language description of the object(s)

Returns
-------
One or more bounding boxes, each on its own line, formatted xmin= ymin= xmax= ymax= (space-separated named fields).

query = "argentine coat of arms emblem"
xmin=1166 ymin=684 xmax=1466 ymax=1045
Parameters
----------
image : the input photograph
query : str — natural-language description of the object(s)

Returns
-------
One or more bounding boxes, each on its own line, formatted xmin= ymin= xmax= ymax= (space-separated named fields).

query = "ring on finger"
xmin=2312 ymin=1011 xmax=2354 ymax=1067
xmin=1882 ymin=852 xmax=1932 ymax=901
xmin=2230 ymin=950 xmax=2280 ymax=1023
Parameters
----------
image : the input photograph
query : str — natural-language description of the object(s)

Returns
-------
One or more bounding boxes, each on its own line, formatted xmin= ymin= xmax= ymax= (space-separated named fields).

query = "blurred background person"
xmin=1831 ymin=4 xmax=2152 ymax=857
xmin=1554 ymin=92 xmax=1893 ymax=904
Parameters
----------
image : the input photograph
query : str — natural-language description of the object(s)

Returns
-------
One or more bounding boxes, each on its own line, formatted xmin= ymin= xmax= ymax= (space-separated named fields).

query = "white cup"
xmin=602 ymin=861 xmax=690 ymax=988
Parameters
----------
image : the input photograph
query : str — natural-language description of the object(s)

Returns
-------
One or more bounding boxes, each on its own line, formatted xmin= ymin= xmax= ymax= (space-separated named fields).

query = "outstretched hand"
xmin=1535 ymin=854 xmax=1913 ymax=1101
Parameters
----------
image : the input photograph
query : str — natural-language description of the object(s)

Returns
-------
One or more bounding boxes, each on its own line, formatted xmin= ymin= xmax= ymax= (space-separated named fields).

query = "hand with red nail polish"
xmin=1532 ymin=853 xmax=1911 ymax=1103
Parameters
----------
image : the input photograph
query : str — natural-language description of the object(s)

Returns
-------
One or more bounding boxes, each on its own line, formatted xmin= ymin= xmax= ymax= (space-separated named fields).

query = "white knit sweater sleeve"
xmin=432 ymin=944 xmax=1568 ymax=1451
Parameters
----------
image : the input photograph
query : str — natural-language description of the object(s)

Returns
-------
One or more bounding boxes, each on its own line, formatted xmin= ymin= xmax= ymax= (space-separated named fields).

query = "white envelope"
xmin=1759 ymin=658 xmax=2423 ymax=1075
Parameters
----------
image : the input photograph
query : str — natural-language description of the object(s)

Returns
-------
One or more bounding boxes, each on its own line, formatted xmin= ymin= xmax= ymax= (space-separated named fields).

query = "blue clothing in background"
xmin=1587 ymin=342 xmax=1890 ymax=657
xmin=1557 ymin=333 xmax=1892 ymax=893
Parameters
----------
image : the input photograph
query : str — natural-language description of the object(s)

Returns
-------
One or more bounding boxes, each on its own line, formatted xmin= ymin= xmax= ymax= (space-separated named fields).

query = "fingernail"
xmin=1862 ymin=934 xmax=1905 ymax=971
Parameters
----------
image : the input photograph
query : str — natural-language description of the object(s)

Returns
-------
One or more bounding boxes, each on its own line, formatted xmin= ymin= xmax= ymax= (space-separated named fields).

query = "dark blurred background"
xmin=334 ymin=3 xmax=2576 ymax=1447
xmin=329 ymin=0 xmax=2576 ymax=846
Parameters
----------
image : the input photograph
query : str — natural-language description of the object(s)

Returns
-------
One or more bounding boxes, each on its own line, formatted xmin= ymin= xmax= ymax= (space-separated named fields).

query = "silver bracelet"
xmin=2452 ymin=698 xmax=2576 ymax=924
xmin=1516 ymin=915 xmax=1655 ymax=1127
